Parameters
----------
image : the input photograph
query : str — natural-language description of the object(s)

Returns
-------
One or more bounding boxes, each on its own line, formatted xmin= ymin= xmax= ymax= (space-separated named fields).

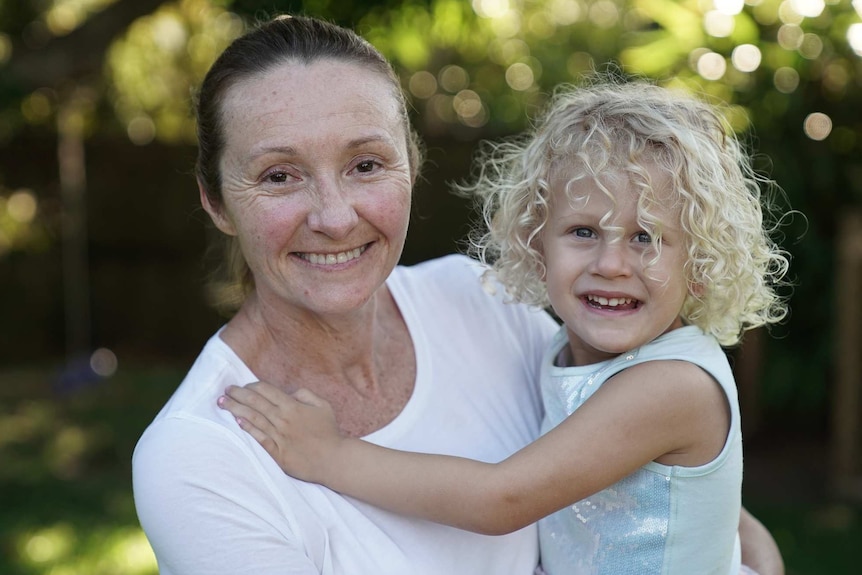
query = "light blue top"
xmin=538 ymin=325 xmax=742 ymax=575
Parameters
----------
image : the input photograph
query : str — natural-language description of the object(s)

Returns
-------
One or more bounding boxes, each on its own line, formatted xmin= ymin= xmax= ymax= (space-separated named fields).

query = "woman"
xmin=132 ymin=14 xmax=784 ymax=575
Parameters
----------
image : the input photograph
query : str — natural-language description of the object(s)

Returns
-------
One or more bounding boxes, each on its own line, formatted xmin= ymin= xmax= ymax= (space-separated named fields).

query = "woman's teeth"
xmin=301 ymin=246 xmax=365 ymax=265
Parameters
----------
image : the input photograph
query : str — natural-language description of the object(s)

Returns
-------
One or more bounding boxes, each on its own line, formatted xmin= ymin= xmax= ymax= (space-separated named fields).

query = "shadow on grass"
xmin=1 ymin=363 xmax=861 ymax=574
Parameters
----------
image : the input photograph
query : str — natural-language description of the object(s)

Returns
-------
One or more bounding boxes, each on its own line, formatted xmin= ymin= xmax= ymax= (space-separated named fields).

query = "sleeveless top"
xmin=538 ymin=325 xmax=742 ymax=575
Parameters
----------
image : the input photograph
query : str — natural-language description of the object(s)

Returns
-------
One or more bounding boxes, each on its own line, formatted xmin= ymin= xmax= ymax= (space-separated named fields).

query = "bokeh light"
xmin=790 ymin=0 xmax=825 ymax=18
xmin=127 ymin=116 xmax=156 ymax=145
xmin=704 ymin=10 xmax=736 ymax=37
xmin=549 ymin=0 xmax=583 ymax=25
xmin=822 ymin=61 xmax=851 ymax=94
xmin=7 ymin=190 xmax=38 ymax=223
xmin=697 ymin=52 xmax=728 ymax=80
xmin=438 ymin=65 xmax=470 ymax=93
xmin=151 ymin=14 xmax=187 ymax=53
xmin=803 ymin=112 xmax=832 ymax=140
xmin=430 ymin=94 xmax=456 ymax=123
xmin=715 ymin=0 xmax=745 ymax=16
xmin=472 ymin=0 xmax=511 ymax=19
xmin=773 ymin=66 xmax=801 ymax=93
xmin=777 ymin=24 xmax=804 ymax=49
xmin=588 ymin=0 xmax=620 ymax=28
xmin=527 ymin=11 xmax=556 ymax=38
xmin=848 ymin=23 xmax=862 ymax=56
xmin=409 ymin=71 xmax=438 ymax=99
xmin=21 ymin=524 xmax=76 ymax=564
xmin=489 ymin=38 xmax=530 ymax=65
xmin=454 ymin=90 xmax=488 ymax=127
xmin=489 ymin=10 xmax=521 ymax=37
xmin=505 ymin=62 xmax=535 ymax=90
xmin=21 ymin=90 xmax=54 ymax=124
xmin=732 ymin=44 xmax=762 ymax=72
xmin=778 ymin=0 xmax=805 ymax=24
xmin=798 ymin=33 xmax=823 ymax=59
xmin=90 ymin=347 xmax=119 ymax=378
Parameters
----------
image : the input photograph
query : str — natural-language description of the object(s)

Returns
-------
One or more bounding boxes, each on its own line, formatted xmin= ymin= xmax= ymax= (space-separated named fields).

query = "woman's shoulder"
xmin=133 ymin=332 xmax=260 ymax=465
xmin=392 ymin=254 xmax=558 ymax=348
xmin=395 ymin=253 xmax=486 ymax=285
xmin=393 ymin=254 xmax=545 ymax=319
xmin=154 ymin=333 xmax=254 ymax=415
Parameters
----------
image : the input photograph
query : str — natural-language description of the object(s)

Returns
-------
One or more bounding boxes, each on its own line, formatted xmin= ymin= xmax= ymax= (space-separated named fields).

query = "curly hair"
xmin=462 ymin=75 xmax=790 ymax=347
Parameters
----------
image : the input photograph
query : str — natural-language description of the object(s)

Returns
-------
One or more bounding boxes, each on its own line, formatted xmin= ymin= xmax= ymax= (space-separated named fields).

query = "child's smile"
xmin=583 ymin=294 xmax=640 ymax=311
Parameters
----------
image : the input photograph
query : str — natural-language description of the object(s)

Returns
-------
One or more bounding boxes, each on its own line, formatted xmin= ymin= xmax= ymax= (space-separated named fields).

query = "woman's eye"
xmin=355 ymin=160 xmax=378 ymax=173
xmin=264 ymin=170 xmax=290 ymax=184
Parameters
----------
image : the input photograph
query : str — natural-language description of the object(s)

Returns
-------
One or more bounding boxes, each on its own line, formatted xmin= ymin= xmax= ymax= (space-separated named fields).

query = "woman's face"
xmin=204 ymin=59 xmax=414 ymax=318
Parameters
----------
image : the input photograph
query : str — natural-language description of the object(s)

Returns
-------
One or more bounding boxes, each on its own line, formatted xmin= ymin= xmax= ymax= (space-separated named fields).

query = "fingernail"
xmin=217 ymin=396 xmax=225 ymax=407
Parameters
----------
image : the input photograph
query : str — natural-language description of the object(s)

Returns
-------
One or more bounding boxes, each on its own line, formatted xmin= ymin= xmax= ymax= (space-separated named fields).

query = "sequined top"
xmin=538 ymin=325 xmax=742 ymax=575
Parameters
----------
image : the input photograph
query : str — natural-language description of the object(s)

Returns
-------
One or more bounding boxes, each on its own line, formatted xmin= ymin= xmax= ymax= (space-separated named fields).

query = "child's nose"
xmin=592 ymin=241 xmax=632 ymax=278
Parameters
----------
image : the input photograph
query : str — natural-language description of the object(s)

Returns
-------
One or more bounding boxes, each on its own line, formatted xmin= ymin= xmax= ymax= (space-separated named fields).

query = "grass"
xmin=0 ymin=362 xmax=179 ymax=575
xmin=0 ymin=362 xmax=860 ymax=574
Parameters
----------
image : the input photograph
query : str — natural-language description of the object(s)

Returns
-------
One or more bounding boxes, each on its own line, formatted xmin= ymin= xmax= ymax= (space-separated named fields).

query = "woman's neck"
xmin=219 ymin=287 xmax=416 ymax=437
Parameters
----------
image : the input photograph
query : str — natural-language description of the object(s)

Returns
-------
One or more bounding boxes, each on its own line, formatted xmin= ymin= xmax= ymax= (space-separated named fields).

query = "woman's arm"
xmin=221 ymin=359 xmax=729 ymax=535
xmin=133 ymin=417 xmax=319 ymax=574
xmin=739 ymin=506 xmax=785 ymax=575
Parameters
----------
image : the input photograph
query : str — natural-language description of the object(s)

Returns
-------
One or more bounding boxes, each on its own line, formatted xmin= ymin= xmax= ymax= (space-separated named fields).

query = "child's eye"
xmin=572 ymin=227 xmax=595 ymax=238
xmin=635 ymin=231 xmax=652 ymax=244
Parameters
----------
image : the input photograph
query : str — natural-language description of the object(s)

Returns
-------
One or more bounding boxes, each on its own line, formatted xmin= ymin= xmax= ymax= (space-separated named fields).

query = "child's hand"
xmin=217 ymin=382 xmax=343 ymax=483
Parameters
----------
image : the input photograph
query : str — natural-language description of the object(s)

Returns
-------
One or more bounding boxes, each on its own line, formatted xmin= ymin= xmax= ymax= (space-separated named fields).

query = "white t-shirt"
xmin=133 ymin=254 xmax=559 ymax=575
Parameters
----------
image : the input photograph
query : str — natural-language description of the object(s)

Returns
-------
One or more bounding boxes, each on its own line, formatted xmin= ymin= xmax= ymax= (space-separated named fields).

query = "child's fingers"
xmin=234 ymin=415 xmax=281 ymax=459
xmin=244 ymin=380 xmax=297 ymax=408
xmin=223 ymin=383 xmax=279 ymax=413
xmin=218 ymin=394 xmax=285 ymax=458
xmin=218 ymin=393 xmax=276 ymax=434
xmin=292 ymin=387 xmax=330 ymax=409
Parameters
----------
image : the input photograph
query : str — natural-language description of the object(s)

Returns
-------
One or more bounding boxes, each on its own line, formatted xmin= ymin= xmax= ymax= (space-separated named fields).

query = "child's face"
xmin=541 ymin=165 xmax=692 ymax=366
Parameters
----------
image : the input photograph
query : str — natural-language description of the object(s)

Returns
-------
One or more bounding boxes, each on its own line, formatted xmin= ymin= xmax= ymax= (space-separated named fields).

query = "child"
xmin=219 ymin=77 xmax=790 ymax=574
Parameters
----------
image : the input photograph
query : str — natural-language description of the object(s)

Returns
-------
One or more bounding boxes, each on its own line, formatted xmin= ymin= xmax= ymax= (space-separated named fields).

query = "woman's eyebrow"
xmin=244 ymin=145 xmax=298 ymax=161
xmin=345 ymin=134 xmax=395 ymax=150
xmin=245 ymin=134 xmax=394 ymax=160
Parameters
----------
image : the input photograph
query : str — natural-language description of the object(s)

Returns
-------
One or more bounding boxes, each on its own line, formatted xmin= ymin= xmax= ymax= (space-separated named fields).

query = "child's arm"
xmin=219 ymin=360 xmax=729 ymax=535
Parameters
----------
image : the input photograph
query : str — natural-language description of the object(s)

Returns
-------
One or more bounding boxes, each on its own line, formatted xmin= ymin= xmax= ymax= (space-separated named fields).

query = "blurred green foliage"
xmin=1 ymin=0 xmax=858 ymax=415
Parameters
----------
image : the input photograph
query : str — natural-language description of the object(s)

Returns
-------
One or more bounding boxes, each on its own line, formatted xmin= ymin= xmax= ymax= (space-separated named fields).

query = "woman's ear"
xmin=199 ymin=180 xmax=236 ymax=236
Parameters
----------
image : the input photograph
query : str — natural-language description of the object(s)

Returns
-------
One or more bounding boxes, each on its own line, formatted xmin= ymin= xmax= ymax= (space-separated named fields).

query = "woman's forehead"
xmin=220 ymin=60 xmax=405 ymax=152
xmin=222 ymin=59 xmax=401 ymax=123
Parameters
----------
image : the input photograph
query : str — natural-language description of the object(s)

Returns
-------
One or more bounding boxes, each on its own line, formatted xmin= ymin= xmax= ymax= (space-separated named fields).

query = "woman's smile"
xmin=297 ymin=244 xmax=368 ymax=266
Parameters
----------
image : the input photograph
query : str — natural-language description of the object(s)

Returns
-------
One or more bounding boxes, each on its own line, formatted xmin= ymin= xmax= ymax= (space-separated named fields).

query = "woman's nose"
xmin=592 ymin=240 xmax=632 ymax=278
xmin=306 ymin=179 xmax=359 ymax=239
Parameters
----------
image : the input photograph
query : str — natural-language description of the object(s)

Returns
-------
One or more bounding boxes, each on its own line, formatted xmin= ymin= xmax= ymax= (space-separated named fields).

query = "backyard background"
xmin=1 ymin=0 xmax=861 ymax=573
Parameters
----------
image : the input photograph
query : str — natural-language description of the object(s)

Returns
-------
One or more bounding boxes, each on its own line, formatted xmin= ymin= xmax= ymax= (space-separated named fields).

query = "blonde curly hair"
xmin=462 ymin=76 xmax=790 ymax=347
